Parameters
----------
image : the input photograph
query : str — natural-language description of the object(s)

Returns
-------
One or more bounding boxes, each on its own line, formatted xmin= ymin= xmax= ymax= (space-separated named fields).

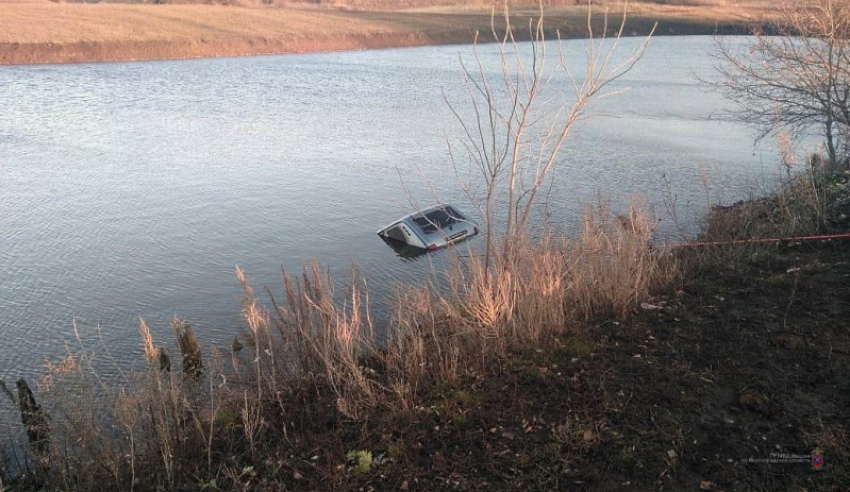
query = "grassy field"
xmin=0 ymin=1 xmax=770 ymax=64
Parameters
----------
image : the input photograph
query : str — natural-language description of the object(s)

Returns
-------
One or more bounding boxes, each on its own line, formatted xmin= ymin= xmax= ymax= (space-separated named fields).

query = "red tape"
xmin=663 ymin=232 xmax=850 ymax=250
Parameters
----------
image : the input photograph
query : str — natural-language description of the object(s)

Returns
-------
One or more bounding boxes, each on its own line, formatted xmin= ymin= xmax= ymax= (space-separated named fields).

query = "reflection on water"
xmin=380 ymin=236 xmax=431 ymax=259
xmin=0 ymin=36 xmax=778 ymax=380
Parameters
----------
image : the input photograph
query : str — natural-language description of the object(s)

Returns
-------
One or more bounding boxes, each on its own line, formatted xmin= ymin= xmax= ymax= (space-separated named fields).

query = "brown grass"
xmin=2 ymin=201 xmax=673 ymax=490
xmin=0 ymin=1 xmax=769 ymax=64
xmin=8 ymin=168 xmax=845 ymax=490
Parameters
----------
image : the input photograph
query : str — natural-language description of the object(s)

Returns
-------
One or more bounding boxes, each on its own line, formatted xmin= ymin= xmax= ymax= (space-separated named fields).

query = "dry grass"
xmin=0 ymin=1 xmax=768 ymax=64
xmin=12 ymin=172 xmax=841 ymax=488
xmin=0 ymin=4 xmax=384 ymax=44
xmin=701 ymin=155 xmax=841 ymax=242
xmin=0 ymin=201 xmax=674 ymax=490
xmin=288 ymin=0 xmax=772 ymax=12
xmin=9 ymin=156 xmax=844 ymax=490
xmin=680 ymin=148 xmax=850 ymax=268
xmin=0 ymin=7 xmax=685 ymax=486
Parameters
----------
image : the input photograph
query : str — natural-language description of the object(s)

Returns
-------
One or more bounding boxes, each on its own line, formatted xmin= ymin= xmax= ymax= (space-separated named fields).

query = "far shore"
xmin=0 ymin=3 xmax=767 ymax=65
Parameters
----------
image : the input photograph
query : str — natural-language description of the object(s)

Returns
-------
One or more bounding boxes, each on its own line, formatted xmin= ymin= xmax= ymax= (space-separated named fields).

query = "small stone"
xmin=700 ymin=480 xmax=716 ymax=491
xmin=400 ymin=480 xmax=409 ymax=491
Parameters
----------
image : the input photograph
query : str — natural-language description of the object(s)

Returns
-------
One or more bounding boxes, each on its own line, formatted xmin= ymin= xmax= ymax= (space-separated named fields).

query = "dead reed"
xmin=0 ymin=199 xmax=675 ymax=491
xmin=0 ymin=6 xmax=678 ymax=485
xmin=692 ymin=150 xmax=847 ymax=267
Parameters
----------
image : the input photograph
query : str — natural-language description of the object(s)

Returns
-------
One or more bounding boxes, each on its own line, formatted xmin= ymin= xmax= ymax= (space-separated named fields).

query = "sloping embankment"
xmin=0 ymin=5 xmax=757 ymax=65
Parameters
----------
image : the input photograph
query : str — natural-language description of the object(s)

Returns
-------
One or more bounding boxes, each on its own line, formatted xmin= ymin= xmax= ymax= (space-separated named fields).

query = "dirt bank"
xmin=0 ymin=4 xmax=761 ymax=65
xmin=252 ymin=239 xmax=850 ymax=492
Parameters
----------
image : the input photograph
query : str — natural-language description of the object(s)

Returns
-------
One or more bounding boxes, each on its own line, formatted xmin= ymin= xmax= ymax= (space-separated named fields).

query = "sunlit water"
xmin=0 ymin=36 xmax=780 ymax=383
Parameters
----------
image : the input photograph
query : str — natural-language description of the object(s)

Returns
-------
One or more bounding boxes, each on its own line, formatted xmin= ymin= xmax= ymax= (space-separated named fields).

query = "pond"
xmin=0 ymin=36 xmax=778 ymax=381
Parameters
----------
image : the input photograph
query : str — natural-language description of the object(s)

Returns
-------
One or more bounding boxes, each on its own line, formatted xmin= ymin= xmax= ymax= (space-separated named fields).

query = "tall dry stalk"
xmin=446 ymin=4 xmax=655 ymax=271
xmin=236 ymin=266 xmax=279 ymax=403
xmin=0 ymin=7 xmax=680 ymax=489
xmin=568 ymin=201 xmax=672 ymax=318
xmin=246 ymin=262 xmax=381 ymax=419
xmin=385 ymin=5 xmax=665 ymax=402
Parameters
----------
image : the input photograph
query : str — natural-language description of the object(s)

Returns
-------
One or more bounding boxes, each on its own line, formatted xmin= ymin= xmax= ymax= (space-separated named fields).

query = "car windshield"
xmin=412 ymin=207 xmax=463 ymax=235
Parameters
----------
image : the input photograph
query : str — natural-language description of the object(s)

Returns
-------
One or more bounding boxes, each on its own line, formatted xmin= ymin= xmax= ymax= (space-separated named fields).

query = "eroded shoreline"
xmin=0 ymin=5 xmax=759 ymax=65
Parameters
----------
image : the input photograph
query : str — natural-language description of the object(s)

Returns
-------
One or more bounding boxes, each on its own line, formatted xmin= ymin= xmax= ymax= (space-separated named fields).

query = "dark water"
xmin=0 ymin=36 xmax=778 ymax=381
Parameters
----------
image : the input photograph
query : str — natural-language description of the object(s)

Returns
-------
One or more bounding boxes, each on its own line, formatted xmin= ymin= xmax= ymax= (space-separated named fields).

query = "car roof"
xmin=399 ymin=204 xmax=449 ymax=222
xmin=377 ymin=204 xmax=470 ymax=236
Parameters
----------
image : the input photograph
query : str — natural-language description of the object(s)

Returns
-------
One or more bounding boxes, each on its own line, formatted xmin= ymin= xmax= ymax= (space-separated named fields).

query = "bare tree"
xmin=445 ymin=5 xmax=654 ymax=272
xmin=714 ymin=0 xmax=850 ymax=165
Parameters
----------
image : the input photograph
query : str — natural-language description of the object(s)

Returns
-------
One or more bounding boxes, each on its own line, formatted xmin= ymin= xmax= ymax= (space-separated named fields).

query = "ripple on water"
xmin=0 ymin=37 xmax=779 ymax=381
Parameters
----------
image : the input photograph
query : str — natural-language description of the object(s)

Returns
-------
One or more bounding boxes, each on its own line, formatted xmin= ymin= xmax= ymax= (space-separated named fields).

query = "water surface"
xmin=0 ymin=36 xmax=778 ymax=380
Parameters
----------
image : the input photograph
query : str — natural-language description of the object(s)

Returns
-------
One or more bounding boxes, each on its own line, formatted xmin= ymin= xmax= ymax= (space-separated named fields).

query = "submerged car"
xmin=377 ymin=204 xmax=478 ymax=251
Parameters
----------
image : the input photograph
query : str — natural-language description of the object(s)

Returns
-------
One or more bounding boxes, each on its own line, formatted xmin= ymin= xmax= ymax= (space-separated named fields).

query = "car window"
xmin=412 ymin=208 xmax=462 ymax=234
